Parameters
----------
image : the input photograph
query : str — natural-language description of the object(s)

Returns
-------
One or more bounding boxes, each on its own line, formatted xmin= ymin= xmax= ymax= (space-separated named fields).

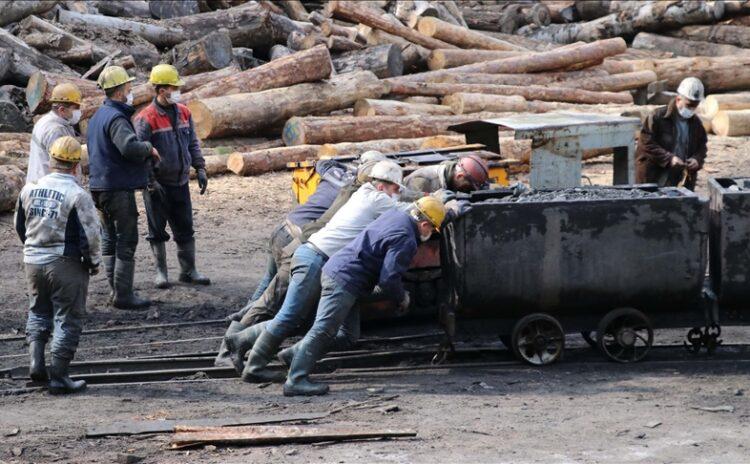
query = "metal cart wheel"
xmin=511 ymin=313 xmax=565 ymax=366
xmin=581 ymin=331 xmax=597 ymax=348
xmin=499 ymin=334 xmax=512 ymax=349
xmin=596 ymin=308 xmax=653 ymax=363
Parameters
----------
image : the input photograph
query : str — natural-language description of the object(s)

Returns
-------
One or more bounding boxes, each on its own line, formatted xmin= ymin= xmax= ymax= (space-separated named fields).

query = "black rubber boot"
xmin=277 ymin=344 xmax=297 ymax=367
xmin=177 ymin=240 xmax=210 ymax=285
xmin=48 ymin=356 xmax=86 ymax=395
xmin=150 ymin=242 xmax=169 ymax=289
xmin=224 ymin=321 xmax=266 ymax=374
xmin=214 ymin=321 xmax=245 ymax=367
xmin=283 ymin=334 xmax=331 ymax=397
xmin=241 ymin=331 xmax=286 ymax=383
xmin=28 ymin=340 xmax=47 ymax=382
xmin=113 ymin=259 xmax=151 ymax=310
xmin=103 ymin=255 xmax=116 ymax=303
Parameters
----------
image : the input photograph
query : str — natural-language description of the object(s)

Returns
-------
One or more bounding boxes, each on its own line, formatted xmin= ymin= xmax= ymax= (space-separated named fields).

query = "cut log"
xmin=416 ymin=17 xmax=523 ymax=51
xmin=429 ymin=69 xmax=609 ymax=86
xmin=522 ymin=3 xmax=552 ymax=26
xmin=713 ymin=109 xmax=750 ymax=136
xmin=149 ymin=0 xmax=200 ymax=19
xmin=326 ymin=35 xmax=365 ymax=52
xmin=282 ymin=112 xmax=509 ymax=145
xmin=192 ymin=154 xmax=229 ymax=178
xmin=26 ymin=71 xmax=100 ymax=115
xmin=393 ymin=1 xmax=437 ymax=28
xmin=52 ymin=45 xmax=95 ymax=64
xmin=269 ymin=44 xmax=293 ymax=61
xmin=0 ymin=49 xmax=12 ymax=83
xmin=0 ymin=27 xmax=77 ymax=85
xmin=0 ymin=165 xmax=25 ymax=213
xmin=168 ymin=30 xmax=233 ymax=76
xmin=332 ymin=44 xmax=403 ymax=78
xmin=277 ymin=0 xmax=309 ymax=21
xmin=556 ymin=70 xmax=657 ymax=92
xmin=441 ymin=1 xmax=468 ymax=28
xmin=668 ymin=25 xmax=750 ymax=49
xmin=353 ymin=98 xmax=452 ymax=116
xmin=163 ymin=3 xmax=273 ymax=49
xmin=724 ymin=14 xmax=750 ymax=26
xmin=310 ymin=11 xmax=360 ymax=42
xmin=317 ymin=135 xmax=466 ymax=157
xmin=184 ymin=45 xmax=333 ymax=103
xmin=443 ymin=93 xmax=527 ymax=115
xmin=96 ymin=0 xmax=151 ymax=18
xmin=357 ymin=25 xmax=429 ymax=72
xmin=287 ymin=31 xmax=326 ymax=51
xmin=620 ymin=55 xmax=750 ymax=92
xmin=632 ymin=32 xmax=749 ymax=58
xmin=388 ymin=81 xmax=633 ymax=104
xmin=702 ymin=93 xmax=750 ymax=118
xmin=0 ymin=1 xmax=58 ymax=27
xmin=326 ymin=1 xmax=458 ymax=50
xmin=478 ymin=30 xmax=555 ymax=51
xmin=20 ymin=15 xmax=112 ymax=62
xmin=403 ymin=96 xmax=439 ymax=104
xmin=189 ymin=71 xmax=387 ymax=139
xmin=462 ymin=4 xmax=524 ymax=34
xmin=427 ymin=49 xmax=523 ymax=70
xmin=543 ymin=1 xmax=577 ymax=23
xmin=56 ymin=9 xmax=186 ymax=48
xmin=227 ymin=145 xmax=320 ymax=176
xmin=21 ymin=31 xmax=71 ymax=50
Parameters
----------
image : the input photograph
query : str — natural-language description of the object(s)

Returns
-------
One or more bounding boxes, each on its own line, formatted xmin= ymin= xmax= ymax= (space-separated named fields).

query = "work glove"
xmin=227 ymin=302 xmax=252 ymax=322
xmin=432 ymin=188 xmax=456 ymax=204
xmin=671 ymin=156 xmax=686 ymax=168
xmin=444 ymin=199 xmax=473 ymax=222
xmin=686 ymin=158 xmax=699 ymax=172
xmin=89 ymin=264 xmax=100 ymax=277
xmin=197 ymin=168 xmax=208 ymax=195
xmin=510 ymin=182 xmax=528 ymax=197
xmin=148 ymin=179 xmax=167 ymax=203
xmin=399 ymin=291 xmax=411 ymax=313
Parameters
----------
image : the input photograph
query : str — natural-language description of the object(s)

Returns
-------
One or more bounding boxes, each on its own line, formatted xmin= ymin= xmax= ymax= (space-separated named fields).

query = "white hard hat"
xmin=359 ymin=150 xmax=386 ymax=164
xmin=369 ymin=160 xmax=403 ymax=185
xmin=677 ymin=77 xmax=705 ymax=102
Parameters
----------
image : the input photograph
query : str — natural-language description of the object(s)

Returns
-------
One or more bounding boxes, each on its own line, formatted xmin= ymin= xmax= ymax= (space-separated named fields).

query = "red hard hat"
xmin=457 ymin=154 xmax=490 ymax=189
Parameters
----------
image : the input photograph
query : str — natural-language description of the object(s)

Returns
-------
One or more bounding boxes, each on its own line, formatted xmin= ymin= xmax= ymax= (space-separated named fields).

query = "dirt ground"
xmin=1 ymin=135 xmax=749 ymax=463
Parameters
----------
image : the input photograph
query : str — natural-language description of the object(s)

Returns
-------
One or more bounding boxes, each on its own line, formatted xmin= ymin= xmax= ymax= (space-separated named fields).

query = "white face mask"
xmin=68 ymin=109 xmax=82 ymax=125
xmin=678 ymin=105 xmax=695 ymax=119
xmin=167 ymin=90 xmax=181 ymax=104
xmin=125 ymin=91 xmax=134 ymax=106
xmin=389 ymin=192 xmax=401 ymax=201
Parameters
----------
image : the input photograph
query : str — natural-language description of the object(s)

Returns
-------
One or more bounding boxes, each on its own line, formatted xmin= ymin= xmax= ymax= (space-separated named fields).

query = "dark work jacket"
xmin=88 ymin=99 xmax=152 ymax=191
xmin=287 ymin=160 xmax=353 ymax=227
xmin=635 ymin=98 xmax=707 ymax=188
xmin=323 ymin=209 xmax=419 ymax=301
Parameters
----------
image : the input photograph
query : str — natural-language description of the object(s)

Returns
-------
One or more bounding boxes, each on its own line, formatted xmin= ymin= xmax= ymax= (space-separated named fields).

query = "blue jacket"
xmin=134 ymin=99 xmax=205 ymax=187
xmin=323 ymin=208 xmax=419 ymax=301
xmin=287 ymin=160 xmax=353 ymax=227
xmin=88 ymin=99 xmax=152 ymax=191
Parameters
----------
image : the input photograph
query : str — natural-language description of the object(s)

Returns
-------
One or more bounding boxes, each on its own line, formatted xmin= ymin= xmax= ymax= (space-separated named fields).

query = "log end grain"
xmin=187 ymin=100 xmax=215 ymax=140
xmin=416 ymin=17 xmax=439 ymax=37
xmin=226 ymin=152 xmax=246 ymax=175
xmin=711 ymin=110 xmax=750 ymax=137
xmin=427 ymin=50 xmax=447 ymax=71
xmin=282 ymin=116 xmax=305 ymax=146
xmin=205 ymin=31 xmax=234 ymax=70
xmin=25 ymin=71 xmax=49 ymax=114
xmin=353 ymin=99 xmax=375 ymax=116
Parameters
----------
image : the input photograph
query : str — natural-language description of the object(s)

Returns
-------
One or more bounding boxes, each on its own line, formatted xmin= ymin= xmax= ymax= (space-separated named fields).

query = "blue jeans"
xmin=306 ymin=274 xmax=360 ymax=347
xmin=265 ymin=243 xmax=327 ymax=339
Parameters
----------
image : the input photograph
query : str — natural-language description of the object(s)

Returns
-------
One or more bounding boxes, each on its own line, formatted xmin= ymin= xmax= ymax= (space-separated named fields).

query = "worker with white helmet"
xmin=636 ymin=76 xmax=708 ymax=191
xmin=225 ymin=159 xmax=411 ymax=383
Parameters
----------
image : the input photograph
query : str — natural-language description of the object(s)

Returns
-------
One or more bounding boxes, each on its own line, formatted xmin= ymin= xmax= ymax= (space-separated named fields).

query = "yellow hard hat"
xmin=49 ymin=83 xmax=82 ymax=105
xmin=97 ymin=65 xmax=135 ymax=90
xmin=49 ymin=136 xmax=82 ymax=163
xmin=149 ymin=64 xmax=185 ymax=86
xmin=414 ymin=196 xmax=447 ymax=231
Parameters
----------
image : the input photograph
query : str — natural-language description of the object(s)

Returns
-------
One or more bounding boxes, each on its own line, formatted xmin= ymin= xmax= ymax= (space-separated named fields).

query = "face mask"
xmin=420 ymin=232 xmax=432 ymax=242
xmin=678 ymin=105 xmax=695 ymax=119
xmin=390 ymin=192 xmax=401 ymax=201
xmin=68 ymin=109 xmax=82 ymax=125
xmin=167 ymin=90 xmax=181 ymax=104
xmin=125 ymin=91 xmax=134 ymax=106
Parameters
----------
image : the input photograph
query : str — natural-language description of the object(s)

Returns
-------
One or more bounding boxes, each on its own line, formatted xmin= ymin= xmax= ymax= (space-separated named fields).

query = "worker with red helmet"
xmin=402 ymin=154 xmax=490 ymax=200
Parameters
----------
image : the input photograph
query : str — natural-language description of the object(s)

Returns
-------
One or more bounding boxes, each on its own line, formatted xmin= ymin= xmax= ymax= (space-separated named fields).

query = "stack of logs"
xmin=1 ymin=0 xmax=750 ymax=210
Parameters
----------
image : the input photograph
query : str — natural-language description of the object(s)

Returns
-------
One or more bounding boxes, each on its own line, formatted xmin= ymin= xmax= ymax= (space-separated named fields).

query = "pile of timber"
xmin=1 ymin=0 xmax=750 ymax=212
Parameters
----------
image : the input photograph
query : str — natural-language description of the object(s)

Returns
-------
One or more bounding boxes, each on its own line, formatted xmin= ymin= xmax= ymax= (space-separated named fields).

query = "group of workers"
xmin=12 ymin=61 xmax=708 ymax=397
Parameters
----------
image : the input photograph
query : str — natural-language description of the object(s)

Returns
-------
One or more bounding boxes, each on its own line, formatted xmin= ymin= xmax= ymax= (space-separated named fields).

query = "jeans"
xmin=305 ymin=274 xmax=360 ymax=347
xmin=265 ymin=243 xmax=327 ymax=339
xmin=25 ymin=258 xmax=89 ymax=360
xmin=142 ymin=183 xmax=194 ymax=245
xmin=93 ymin=190 xmax=139 ymax=261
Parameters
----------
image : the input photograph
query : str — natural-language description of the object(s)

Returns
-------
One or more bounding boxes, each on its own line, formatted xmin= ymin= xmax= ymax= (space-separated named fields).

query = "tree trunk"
xmin=428 ymin=49 xmax=523 ymax=70
xmin=269 ymin=44 xmax=294 ymax=60
xmin=309 ymin=11 xmax=360 ymax=41
xmin=522 ymin=3 xmax=552 ymax=26
xmin=632 ymin=32 xmax=749 ymax=57
xmin=25 ymin=71 xmax=100 ymax=115
xmin=168 ymin=30 xmax=234 ymax=76
xmin=357 ymin=25 xmax=429 ymax=72
xmin=388 ymin=81 xmax=633 ymax=104
xmin=0 ymin=1 xmax=58 ymax=27
xmin=354 ymin=98 xmax=452 ymax=116
xmin=277 ymin=0 xmax=309 ymax=21
xmin=326 ymin=0 xmax=458 ymax=50
xmin=326 ymin=35 xmax=365 ymax=52
xmin=21 ymin=31 xmax=71 ymax=50
xmin=20 ymin=14 xmax=113 ymax=62
xmin=282 ymin=112 xmax=508 ymax=145
xmin=442 ymin=93 xmax=527 ymax=115
xmin=620 ymin=55 xmax=750 ymax=92
xmin=702 ymin=93 xmax=750 ymax=118
xmin=188 ymin=71 xmax=387 ymax=139
xmin=556 ymin=70 xmax=657 ymax=92
xmin=149 ymin=0 xmax=200 ymax=19
xmin=191 ymin=154 xmax=229 ymax=178
xmin=0 ymin=49 xmax=12 ymax=83
xmin=723 ymin=14 xmax=750 ymax=26
xmin=462 ymin=4 xmax=524 ymax=34
xmin=0 ymin=27 xmax=77 ymax=85
xmin=428 ymin=69 xmax=608 ymax=86
xmin=712 ymin=109 xmax=750 ymax=136
xmin=668 ymin=25 xmax=750 ymax=48
xmin=0 ymin=165 xmax=24 ymax=213
xmin=317 ymin=134 xmax=466 ymax=157
xmin=416 ymin=17 xmax=523 ymax=51
xmin=543 ymin=1 xmax=577 ymax=23
xmin=403 ymin=96 xmax=440 ymax=104
xmin=227 ymin=145 xmax=320 ymax=176
xmin=392 ymin=37 xmax=627 ymax=83
xmin=184 ymin=45 xmax=333 ymax=103
xmin=332 ymin=44 xmax=403 ymax=78
xmin=56 ymin=9 xmax=186 ymax=48
xmin=392 ymin=1 xmax=437 ymax=28
xmin=96 ymin=0 xmax=151 ymax=18
xmin=286 ymin=31 xmax=325 ymax=51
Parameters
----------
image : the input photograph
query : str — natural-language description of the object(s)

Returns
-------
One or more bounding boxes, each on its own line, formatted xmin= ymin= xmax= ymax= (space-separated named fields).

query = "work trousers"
xmin=142 ymin=183 xmax=194 ymax=245
xmin=264 ymin=243 xmax=327 ymax=339
xmin=303 ymin=274 xmax=360 ymax=348
xmin=25 ymin=258 xmax=89 ymax=360
xmin=93 ymin=190 xmax=139 ymax=261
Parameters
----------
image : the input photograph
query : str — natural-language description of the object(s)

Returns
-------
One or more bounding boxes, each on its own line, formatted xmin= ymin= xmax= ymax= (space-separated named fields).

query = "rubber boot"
xmin=214 ymin=321 xmax=244 ymax=367
xmin=150 ymin=242 xmax=169 ymax=289
xmin=103 ymin=255 xmax=116 ymax=303
xmin=48 ymin=356 xmax=86 ymax=395
xmin=177 ymin=240 xmax=210 ymax=285
xmin=277 ymin=344 xmax=297 ymax=367
xmin=283 ymin=334 xmax=331 ymax=397
xmin=28 ymin=340 xmax=47 ymax=382
xmin=113 ymin=259 xmax=151 ymax=310
xmin=241 ymin=331 xmax=286 ymax=383
xmin=224 ymin=321 xmax=267 ymax=374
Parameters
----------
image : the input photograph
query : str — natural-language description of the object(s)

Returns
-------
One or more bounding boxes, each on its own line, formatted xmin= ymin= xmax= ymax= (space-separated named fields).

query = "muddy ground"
xmin=1 ymin=136 xmax=749 ymax=463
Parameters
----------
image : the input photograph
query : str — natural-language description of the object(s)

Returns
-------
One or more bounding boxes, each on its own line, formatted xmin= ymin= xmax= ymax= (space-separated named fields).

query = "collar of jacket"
xmin=152 ymin=97 xmax=175 ymax=115
xmin=46 ymin=110 xmax=72 ymax=127
xmin=104 ymin=98 xmax=135 ymax=117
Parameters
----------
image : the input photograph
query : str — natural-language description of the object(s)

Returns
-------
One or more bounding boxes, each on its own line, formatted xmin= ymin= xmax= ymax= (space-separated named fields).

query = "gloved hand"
xmin=226 ymin=302 xmax=252 ymax=322
xmin=197 ymin=169 xmax=208 ymax=195
xmin=671 ymin=156 xmax=685 ymax=168
xmin=445 ymin=199 xmax=473 ymax=221
xmin=432 ymin=188 xmax=456 ymax=204
xmin=511 ymin=182 xmax=528 ymax=197
xmin=399 ymin=291 xmax=411 ymax=312
xmin=686 ymin=158 xmax=699 ymax=171
xmin=89 ymin=265 xmax=100 ymax=276
xmin=148 ymin=179 xmax=167 ymax=202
